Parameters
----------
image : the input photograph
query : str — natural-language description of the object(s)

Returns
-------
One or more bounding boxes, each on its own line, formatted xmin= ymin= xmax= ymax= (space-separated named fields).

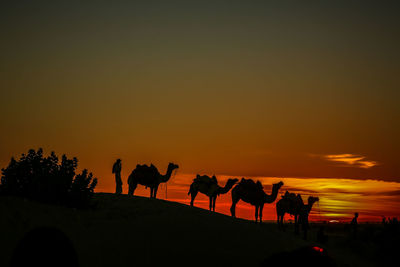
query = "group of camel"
xmin=126 ymin=162 xmax=319 ymax=237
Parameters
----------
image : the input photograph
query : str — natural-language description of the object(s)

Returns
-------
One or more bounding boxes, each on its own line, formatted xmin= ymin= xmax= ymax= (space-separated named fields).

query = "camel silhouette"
xmin=230 ymin=178 xmax=284 ymax=223
xmin=298 ymin=196 xmax=319 ymax=239
xmin=188 ymin=174 xmax=238 ymax=211
xmin=127 ymin=162 xmax=179 ymax=198
xmin=276 ymin=192 xmax=319 ymax=238
xmin=276 ymin=191 xmax=304 ymax=233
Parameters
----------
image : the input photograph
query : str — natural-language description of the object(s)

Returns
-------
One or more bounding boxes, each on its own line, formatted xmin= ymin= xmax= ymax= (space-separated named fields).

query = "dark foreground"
xmin=0 ymin=193 xmax=397 ymax=266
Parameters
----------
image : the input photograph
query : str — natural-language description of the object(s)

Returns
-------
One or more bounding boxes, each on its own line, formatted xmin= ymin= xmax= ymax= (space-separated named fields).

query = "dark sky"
xmin=1 ymin=1 xmax=399 ymax=184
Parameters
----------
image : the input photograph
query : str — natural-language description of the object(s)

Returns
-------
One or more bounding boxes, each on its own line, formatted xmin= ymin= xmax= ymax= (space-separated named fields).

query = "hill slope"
xmin=0 ymin=193 xmax=370 ymax=266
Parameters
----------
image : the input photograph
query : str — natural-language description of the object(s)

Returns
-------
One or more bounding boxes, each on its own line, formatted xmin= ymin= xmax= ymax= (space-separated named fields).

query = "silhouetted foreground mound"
xmin=260 ymin=246 xmax=336 ymax=267
xmin=0 ymin=148 xmax=97 ymax=207
xmin=10 ymin=227 xmax=79 ymax=267
xmin=0 ymin=193 xmax=388 ymax=267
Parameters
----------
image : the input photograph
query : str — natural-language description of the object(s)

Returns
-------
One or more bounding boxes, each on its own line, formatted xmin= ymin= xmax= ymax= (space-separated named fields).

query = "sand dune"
xmin=0 ymin=193 xmax=381 ymax=266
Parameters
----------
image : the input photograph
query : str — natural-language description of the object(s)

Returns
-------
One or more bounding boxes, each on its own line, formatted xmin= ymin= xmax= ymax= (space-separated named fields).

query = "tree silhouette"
xmin=0 ymin=148 xmax=97 ymax=207
xmin=70 ymin=169 xmax=97 ymax=207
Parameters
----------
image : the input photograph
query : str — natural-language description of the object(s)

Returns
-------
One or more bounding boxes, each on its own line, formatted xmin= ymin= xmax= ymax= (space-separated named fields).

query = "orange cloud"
xmin=324 ymin=154 xmax=378 ymax=169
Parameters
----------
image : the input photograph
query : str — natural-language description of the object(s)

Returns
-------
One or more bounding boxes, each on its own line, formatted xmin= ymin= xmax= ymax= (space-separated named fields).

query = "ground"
xmin=0 ymin=193 xmax=395 ymax=266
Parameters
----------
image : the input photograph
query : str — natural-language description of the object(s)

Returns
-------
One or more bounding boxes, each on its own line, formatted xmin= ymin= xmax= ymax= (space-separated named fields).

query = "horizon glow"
xmin=96 ymin=173 xmax=400 ymax=222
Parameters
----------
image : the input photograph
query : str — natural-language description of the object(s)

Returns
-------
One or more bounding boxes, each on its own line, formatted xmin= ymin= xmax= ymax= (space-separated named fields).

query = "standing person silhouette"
xmin=112 ymin=159 xmax=122 ymax=194
xmin=351 ymin=212 xmax=359 ymax=238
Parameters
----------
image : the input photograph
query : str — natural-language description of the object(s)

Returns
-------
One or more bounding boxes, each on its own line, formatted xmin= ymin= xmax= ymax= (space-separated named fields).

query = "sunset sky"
xmin=1 ymin=1 xmax=399 ymax=221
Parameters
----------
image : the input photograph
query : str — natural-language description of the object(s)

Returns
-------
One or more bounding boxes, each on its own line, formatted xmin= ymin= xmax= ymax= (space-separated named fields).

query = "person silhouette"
xmin=112 ymin=159 xmax=122 ymax=194
xmin=351 ymin=212 xmax=359 ymax=238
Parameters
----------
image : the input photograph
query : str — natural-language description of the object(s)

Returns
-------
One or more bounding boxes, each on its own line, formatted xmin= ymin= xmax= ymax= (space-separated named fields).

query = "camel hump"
xmin=239 ymin=178 xmax=262 ymax=191
xmin=239 ymin=178 xmax=253 ymax=185
xmin=133 ymin=164 xmax=159 ymax=175
xmin=194 ymin=174 xmax=218 ymax=185
xmin=297 ymin=194 xmax=304 ymax=205
xmin=256 ymin=181 xmax=263 ymax=189
xmin=282 ymin=190 xmax=297 ymax=201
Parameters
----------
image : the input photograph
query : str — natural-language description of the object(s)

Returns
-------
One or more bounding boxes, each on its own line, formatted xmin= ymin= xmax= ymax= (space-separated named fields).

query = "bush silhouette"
xmin=0 ymin=148 xmax=97 ymax=207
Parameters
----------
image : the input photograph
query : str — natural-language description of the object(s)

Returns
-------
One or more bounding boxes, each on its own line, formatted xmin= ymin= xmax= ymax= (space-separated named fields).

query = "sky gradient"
xmin=1 ymin=1 xmax=399 ymax=221
xmin=119 ymin=174 xmax=400 ymax=222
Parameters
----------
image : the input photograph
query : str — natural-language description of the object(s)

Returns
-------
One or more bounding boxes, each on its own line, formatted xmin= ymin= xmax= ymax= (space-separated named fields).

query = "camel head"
xmin=158 ymin=163 xmax=179 ymax=183
xmin=263 ymin=181 xmax=284 ymax=204
xmin=308 ymin=196 xmax=319 ymax=205
xmin=273 ymin=181 xmax=284 ymax=192
xmin=168 ymin=162 xmax=179 ymax=172
xmin=227 ymin=178 xmax=239 ymax=185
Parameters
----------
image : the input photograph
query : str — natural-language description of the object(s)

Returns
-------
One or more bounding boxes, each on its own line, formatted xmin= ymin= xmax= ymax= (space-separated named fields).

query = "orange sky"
xmin=1 ymin=1 xmax=399 ymax=221
xmin=96 ymin=171 xmax=400 ymax=222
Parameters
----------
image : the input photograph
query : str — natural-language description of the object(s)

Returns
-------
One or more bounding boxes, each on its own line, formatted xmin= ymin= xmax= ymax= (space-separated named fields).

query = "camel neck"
xmin=218 ymin=180 xmax=234 ymax=194
xmin=161 ymin=166 xmax=173 ymax=182
xmin=264 ymin=187 xmax=279 ymax=203
xmin=307 ymin=202 xmax=315 ymax=213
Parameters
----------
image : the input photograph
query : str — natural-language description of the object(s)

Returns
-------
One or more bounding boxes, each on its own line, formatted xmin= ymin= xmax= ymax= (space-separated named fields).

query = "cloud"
xmin=324 ymin=154 xmax=378 ymax=169
xmin=361 ymin=190 xmax=400 ymax=197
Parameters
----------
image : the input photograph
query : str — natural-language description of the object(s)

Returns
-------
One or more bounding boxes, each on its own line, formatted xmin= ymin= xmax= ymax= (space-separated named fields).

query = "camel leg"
xmin=154 ymin=184 xmax=159 ymax=199
xmin=128 ymin=182 xmax=137 ymax=196
xmin=255 ymin=206 xmax=259 ymax=222
xmin=280 ymin=214 xmax=286 ymax=231
xmin=190 ymin=190 xmax=198 ymax=207
xmin=212 ymin=197 xmax=216 ymax=212
xmin=230 ymin=189 xmax=240 ymax=218
xmin=295 ymin=215 xmax=299 ymax=234
xmin=277 ymin=213 xmax=283 ymax=229
xmin=230 ymin=198 xmax=239 ymax=218
xmin=209 ymin=197 xmax=212 ymax=211
xmin=150 ymin=187 xmax=154 ymax=198
xmin=259 ymin=204 xmax=264 ymax=223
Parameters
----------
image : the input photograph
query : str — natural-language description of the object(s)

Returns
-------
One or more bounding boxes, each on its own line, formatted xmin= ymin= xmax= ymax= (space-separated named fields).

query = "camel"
xmin=230 ymin=178 xmax=284 ymax=223
xmin=276 ymin=192 xmax=319 ymax=238
xmin=276 ymin=191 xmax=304 ymax=232
xmin=127 ymin=162 xmax=179 ymax=199
xmin=188 ymin=174 xmax=238 ymax=212
xmin=298 ymin=196 xmax=319 ymax=239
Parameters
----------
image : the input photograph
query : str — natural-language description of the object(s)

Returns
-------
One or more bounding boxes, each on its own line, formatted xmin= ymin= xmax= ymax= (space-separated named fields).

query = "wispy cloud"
xmin=324 ymin=154 xmax=378 ymax=169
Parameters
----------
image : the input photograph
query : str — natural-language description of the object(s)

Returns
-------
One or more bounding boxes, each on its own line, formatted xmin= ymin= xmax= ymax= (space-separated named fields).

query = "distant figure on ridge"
xmin=351 ymin=212 xmax=359 ymax=238
xmin=127 ymin=163 xmax=179 ymax=198
xmin=230 ymin=178 xmax=284 ymax=223
xmin=112 ymin=159 xmax=122 ymax=195
xmin=188 ymin=174 xmax=238 ymax=211
xmin=351 ymin=212 xmax=359 ymax=225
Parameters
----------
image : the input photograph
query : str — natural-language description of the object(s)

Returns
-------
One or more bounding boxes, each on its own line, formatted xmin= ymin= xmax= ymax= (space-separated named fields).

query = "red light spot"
xmin=312 ymin=246 xmax=324 ymax=253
